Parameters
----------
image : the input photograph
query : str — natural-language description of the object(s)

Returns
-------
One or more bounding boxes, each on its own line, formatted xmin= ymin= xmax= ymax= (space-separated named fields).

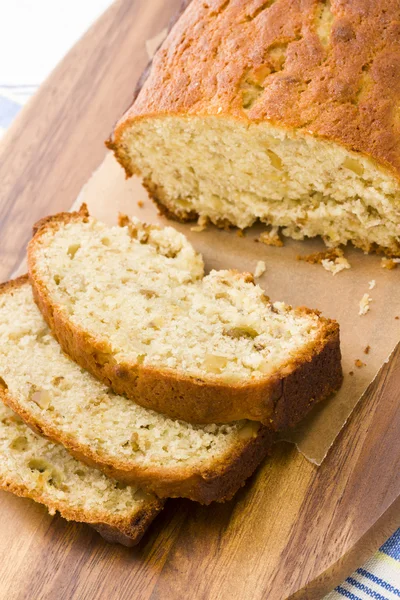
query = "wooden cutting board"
xmin=0 ymin=1 xmax=399 ymax=598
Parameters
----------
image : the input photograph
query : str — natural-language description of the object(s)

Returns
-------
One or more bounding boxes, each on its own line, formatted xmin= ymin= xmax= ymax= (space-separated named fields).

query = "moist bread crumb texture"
xmin=109 ymin=0 xmax=400 ymax=256
xmin=0 ymin=278 xmax=272 ymax=503
xmin=0 ymin=402 xmax=162 ymax=546
xmin=32 ymin=216 xmax=321 ymax=379
xmin=28 ymin=209 xmax=342 ymax=425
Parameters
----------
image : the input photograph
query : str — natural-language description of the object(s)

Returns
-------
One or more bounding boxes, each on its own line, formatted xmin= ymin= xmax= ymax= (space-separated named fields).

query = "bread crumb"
xmin=258 ymin=227 xmax=283 ymax=247
xmin=355 ymin=359 xmax=365 ymax=368
xmin=137 ymin=200 xmax=144 ymax=208
xmin=236 ymin=229 xmax=245 ymax=238
xmin=381 ymin=258 xmax=400 ymax=269
xmin=321 ymin=256 xmax=351 ymax=275
xmin=298 ymin=247 xmax=350 ymax=274
xmin=297 ymin=248 xmax=342 ymax=264
xmin=190 ymin=215 xmax=208 ymax=233
xmin=254 ymin=261 xmax=266 ymax=278
xmin=359 ymin=293 xmax=372 ymax=316
xmin=368 ymin=280 xmax=376 ymax=290
xmin=364 ymin=345 xmax=370 ymax=354
xmin=349 ymin=371 xmax=354 ymax=376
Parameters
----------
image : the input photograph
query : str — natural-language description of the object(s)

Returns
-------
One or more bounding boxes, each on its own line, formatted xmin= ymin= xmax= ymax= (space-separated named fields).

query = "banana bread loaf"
xmin=108 ymin=0 xmax=400 ymax=256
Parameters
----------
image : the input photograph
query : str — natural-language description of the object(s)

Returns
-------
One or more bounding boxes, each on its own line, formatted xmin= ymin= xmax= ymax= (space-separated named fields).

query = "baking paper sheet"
xmin=70 ymin=152 xmax=400 ymax=465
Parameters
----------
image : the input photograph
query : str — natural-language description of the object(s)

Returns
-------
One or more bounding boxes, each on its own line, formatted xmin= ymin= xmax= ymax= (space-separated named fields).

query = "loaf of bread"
xmin=0 ymin=404 xmax=162 ymax=546
xmin=0 ymin=277 xmax=273 ymax=504
xmin=28 ymin=207 xmax=342 ymax=427
xmin=108 ymin=0 xmax=400 ymax=256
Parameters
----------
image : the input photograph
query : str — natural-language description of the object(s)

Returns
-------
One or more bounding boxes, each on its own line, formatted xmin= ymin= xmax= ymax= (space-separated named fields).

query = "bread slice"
xmin=0 ymin=277 xmax=273 ymax=504
xmin=0 ymin=403 xmax=162 ymax=546
xmin=27 ymin=206 xmax=342 ymax=427
xmin=107 ymin=0 xmax=400 ymax=256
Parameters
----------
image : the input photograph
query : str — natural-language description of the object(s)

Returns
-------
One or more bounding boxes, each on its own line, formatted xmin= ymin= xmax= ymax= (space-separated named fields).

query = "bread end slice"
xmin=0 ymin=401 xmax=162 ymax=547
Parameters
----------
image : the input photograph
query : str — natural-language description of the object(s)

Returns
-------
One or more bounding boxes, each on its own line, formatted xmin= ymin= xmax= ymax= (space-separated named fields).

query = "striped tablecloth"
xmin=1 ymin=1 xmax=399 ymax=597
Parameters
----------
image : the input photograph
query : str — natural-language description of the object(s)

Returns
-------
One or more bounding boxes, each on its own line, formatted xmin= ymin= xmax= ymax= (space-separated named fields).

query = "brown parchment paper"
xmin=68 ymin=152 xmax=400 ymax=465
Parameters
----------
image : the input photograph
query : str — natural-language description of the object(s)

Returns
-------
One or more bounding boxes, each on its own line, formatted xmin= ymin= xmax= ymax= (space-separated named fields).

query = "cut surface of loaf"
xmin=0 ymin=277 xmax=273 ymax=504
xmin=28 ymin=208 xmax=342 ymax=426
xmin=108 ymin=0 xmax=400 ymax=256
xmin=0 ymin=403 xmax=162 ymax=547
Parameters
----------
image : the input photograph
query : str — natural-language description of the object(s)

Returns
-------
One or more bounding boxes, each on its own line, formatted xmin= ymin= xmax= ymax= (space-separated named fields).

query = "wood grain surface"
xmin=0 ymin=1 xmax=399 ymax=599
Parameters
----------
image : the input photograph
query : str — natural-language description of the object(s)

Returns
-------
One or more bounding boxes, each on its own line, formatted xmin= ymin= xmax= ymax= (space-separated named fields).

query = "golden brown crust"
xmin=32 ymin=203 xmax=89 ymax=236
xmin=27 ymin=208 xmax=343 ymax=428
xmin=0 ymin=274 xmax=30 ymax=294
xmin=1 ymin=277 xmax=274 ymax=504
xmin=0 ymin=476 xmax=161 ymax=546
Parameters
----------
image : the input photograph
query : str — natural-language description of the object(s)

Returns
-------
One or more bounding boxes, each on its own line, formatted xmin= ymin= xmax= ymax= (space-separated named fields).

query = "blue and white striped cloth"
xmin=326 ymin=530 xmax=400 ymax=599
xmin=1 ymin=2 xmax=399 ymax=597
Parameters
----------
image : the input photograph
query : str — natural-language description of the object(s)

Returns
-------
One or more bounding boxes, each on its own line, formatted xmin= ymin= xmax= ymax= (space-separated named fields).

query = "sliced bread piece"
xmin=0 ymin=277 xmax=272 ymax=504
xmin=28 ymin=206 xmax=343 ymax=426
xmin=0 ymin=403 xmax=162 ymax=546
xmin=108 ymin=0 xmax=400 ymax=256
